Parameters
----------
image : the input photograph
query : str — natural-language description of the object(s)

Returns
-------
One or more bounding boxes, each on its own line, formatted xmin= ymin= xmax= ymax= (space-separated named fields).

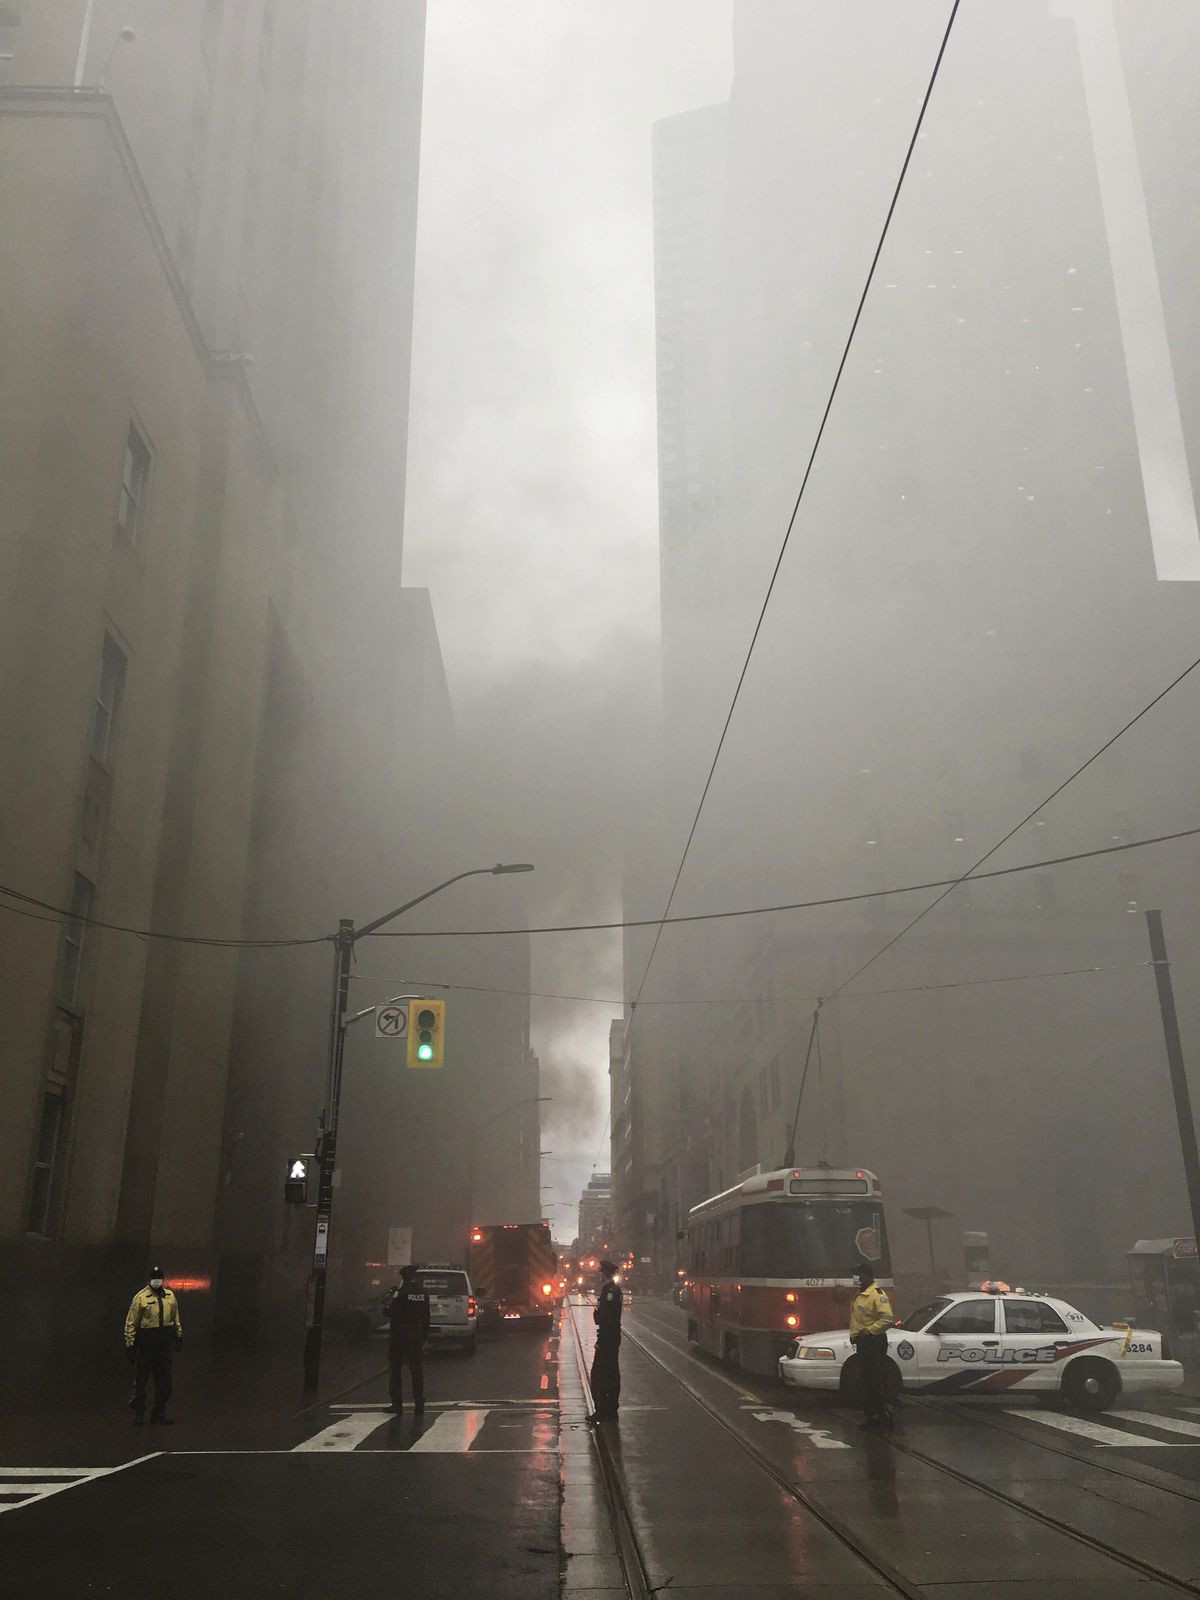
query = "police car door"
xmin=917 ymin=1297 xmax=1001 ymax=1391
xmin=997 ymin=1296 xmax=1073 ymax=1390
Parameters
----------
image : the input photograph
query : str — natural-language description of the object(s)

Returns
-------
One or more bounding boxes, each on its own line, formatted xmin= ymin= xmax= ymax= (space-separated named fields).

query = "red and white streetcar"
xmin=683 ymin=1165 xmax=890 ymax=1376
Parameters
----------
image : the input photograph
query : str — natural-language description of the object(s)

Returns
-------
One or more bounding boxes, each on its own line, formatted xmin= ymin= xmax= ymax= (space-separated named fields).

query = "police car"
xmin=778 ymin=1288 xmax=1184 ymax=1411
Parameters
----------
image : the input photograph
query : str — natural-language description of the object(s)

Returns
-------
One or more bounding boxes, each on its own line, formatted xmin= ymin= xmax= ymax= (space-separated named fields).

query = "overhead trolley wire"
xmin=825 ymin=648 xmax=1200 ymax=1001
xmin=624 ymin=0 xmax=964 ymax=1025
xmin=2 ymin=820 xmax=1196 ymax=950
xmin=364 ymin=823 xmax=1200 ymax=938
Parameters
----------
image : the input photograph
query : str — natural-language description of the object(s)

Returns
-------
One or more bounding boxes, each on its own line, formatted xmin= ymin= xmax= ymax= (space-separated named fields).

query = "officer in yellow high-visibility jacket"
xmin=848 ymin=1261 xmax=895 ymax=1430
xmin=124 ymin=1267 xmax=182 ymax=1426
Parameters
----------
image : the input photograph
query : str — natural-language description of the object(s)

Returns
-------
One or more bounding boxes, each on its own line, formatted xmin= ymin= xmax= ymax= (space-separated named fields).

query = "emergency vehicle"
xmin=683 ymin=1165 xmax=890 ymax=1376
xmin=468 ymin=1220 xmax=558 ymax=1329
xmin=778 ymin=1287 xmax=1184 ymax=1411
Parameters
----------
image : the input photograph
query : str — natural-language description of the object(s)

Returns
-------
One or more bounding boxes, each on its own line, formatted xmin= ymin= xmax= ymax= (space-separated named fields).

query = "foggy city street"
xmin=3 ymin=1 xmax=1200 ymax=1596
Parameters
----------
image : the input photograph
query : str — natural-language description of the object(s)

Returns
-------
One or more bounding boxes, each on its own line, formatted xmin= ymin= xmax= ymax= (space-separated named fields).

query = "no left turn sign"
xmin=375 ymin=1004 xmax=408 ymax=1039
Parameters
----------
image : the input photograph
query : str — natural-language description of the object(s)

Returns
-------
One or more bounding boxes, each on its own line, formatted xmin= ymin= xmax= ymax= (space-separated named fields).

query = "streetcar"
xmin=683 ymin=1165 xmax=890 ymax=1376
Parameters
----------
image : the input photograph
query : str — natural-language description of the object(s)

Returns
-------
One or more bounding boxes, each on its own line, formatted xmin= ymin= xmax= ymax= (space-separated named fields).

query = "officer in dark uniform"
xmin=589 ymin=1260 xmax=623 ymax=1422
xmin=387 ymin=1264 xmax=430 ymax=1413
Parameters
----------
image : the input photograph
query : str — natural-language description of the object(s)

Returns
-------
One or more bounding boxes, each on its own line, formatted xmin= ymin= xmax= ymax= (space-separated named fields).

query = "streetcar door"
xmin=916 ymin=1297 xmax=1000 ymax=1385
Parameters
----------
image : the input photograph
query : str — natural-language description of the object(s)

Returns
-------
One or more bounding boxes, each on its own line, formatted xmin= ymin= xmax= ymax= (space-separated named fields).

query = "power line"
xmin=626 ymin=0 xmax=963 ymax=1028
xmin=0 ymin=882 xmax=329 ymax=950
xmin=351 ymin=957 xmax=1152 ymax=1011
xmin=366 ymin=823 xmax=1200 ymax=938
xmin=826 ymin=649 xmax=1200 ymax=1001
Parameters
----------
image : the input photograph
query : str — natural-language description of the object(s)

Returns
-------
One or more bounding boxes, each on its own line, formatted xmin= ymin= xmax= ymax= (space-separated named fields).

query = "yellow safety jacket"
xmin=125 ymin=1287 xmax=183 ymax=1348
xmin=849 ymin=1283 xmax=894 ymax=1340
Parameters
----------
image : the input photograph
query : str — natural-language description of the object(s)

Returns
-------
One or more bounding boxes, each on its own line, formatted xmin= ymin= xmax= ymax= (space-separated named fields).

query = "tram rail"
xmin=575 ymin=1298 xmax=1200 ymax=1599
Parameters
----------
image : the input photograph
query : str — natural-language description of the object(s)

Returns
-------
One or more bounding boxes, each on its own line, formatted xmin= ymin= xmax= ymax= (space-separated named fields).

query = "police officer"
xmin=589 ymin=1260 xmax=623 ymax=1423
xmin=387 ymin=1263 xmax=430 ymax=1413
xmin=124 ymin=1266 xmax=182 ymax=1426
xmin=848 ymin=1260 xmax=895 ymax=1430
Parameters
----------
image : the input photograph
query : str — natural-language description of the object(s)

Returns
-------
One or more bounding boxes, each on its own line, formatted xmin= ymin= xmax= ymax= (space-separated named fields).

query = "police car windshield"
xmin=896 ymin=1297 xmax=952 ymax=1332
xmin=412 ymin=1271 xmax=468 ymax=1296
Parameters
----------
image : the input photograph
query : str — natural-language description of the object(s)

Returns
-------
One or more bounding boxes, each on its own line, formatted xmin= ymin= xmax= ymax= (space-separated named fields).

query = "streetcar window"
xmin=1002 ymin=1299 xmax=1069 ymax=1335
xmin=896 ymin=1298 xmax=951 ymax=1332
xmin=740 ymin=1202 xmax=891 ymax=1278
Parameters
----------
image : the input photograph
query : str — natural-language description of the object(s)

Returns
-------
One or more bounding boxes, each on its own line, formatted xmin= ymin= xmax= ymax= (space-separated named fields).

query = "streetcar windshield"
xmin=740 ymin=1201 xmax=891 ymax=1278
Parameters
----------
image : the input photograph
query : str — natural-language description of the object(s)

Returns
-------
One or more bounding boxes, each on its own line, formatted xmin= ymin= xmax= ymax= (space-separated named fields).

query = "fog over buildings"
xmin=1 ymin=0 xmax=1198 ymax=1388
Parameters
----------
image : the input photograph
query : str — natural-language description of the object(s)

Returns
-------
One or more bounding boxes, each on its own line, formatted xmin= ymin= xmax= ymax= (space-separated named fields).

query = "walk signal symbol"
xmin=284 ymin=1156 xmax=310 ymax=1204
xmin=406 ymin=999 xmax=445 ymax=1068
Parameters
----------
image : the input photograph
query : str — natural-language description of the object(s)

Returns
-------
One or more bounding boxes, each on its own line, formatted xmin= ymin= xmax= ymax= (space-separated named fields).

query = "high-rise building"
xmin=0 ymin=2 xmax=538 ymax=1379
xmin=629 ymin=0 xmax=1200 ymax=1290
xmin=578 ymin=1173 xmax=613 ymax=1250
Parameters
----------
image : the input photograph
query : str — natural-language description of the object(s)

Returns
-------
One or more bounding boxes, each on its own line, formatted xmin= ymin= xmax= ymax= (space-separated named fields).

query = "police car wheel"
xmin=1060 ymin=1357 xmax=1119 ymax=1412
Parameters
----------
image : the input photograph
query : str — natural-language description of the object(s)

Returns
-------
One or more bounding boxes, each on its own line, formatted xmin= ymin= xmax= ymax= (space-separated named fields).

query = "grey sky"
xmin=404 ymin=2 xmax=732 ymax=1221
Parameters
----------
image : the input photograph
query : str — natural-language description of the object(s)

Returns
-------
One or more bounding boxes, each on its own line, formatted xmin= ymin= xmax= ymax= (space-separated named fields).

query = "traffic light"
xmin=406 ymin=998 xmax=445 ymax=1068
xmin=284 ymin=1155 xmax=311 ymax=1204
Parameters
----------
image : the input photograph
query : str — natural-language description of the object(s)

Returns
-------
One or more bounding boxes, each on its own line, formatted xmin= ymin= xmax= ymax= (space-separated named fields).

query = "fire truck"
xmin=469 ymin=1220 xmax=558 ymax=1329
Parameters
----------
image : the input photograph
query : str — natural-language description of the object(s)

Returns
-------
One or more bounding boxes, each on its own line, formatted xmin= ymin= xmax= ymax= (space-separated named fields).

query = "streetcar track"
xmin=567 ymin=1301 xmax=921 ymax=1600
xmin=619 ymin=1306 xmax=1200 ymax=1598
xmin=638 ymin=1299 xmax=1200 ymax=1503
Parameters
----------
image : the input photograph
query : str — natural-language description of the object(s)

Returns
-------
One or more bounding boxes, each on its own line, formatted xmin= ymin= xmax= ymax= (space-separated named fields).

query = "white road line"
xmin=0 ymin=1455 xmax=158 ymax=1515
xmin=1004 ymin=1409 xmax=1186 ymax=1447
xmin=293 ymin=1411 xmax=393 ymax=1452
xmin=1109 ymin=1409 xmax=1200 ymax=1441
xmin=407 ymin=1408 xmax=490 ymax=1453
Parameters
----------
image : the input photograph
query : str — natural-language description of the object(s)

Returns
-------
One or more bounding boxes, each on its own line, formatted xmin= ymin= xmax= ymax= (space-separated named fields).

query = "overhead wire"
xmin=825 ymin=648 xmax=1200 ymax=1001
xmin=363 ymin=823 xmax=1200 ymax=938
xmin=624 ymin=0 xmax=964 ymax=1027
xmin=2 ymin=819 xmax=1196 ymax=951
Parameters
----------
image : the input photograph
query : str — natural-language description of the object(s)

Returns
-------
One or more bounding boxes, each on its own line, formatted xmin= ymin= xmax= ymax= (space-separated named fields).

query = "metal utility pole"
xmin=1145 ymin=910 xmax=1200 ymax=1249
xmin=302 ymin=863 xmax=534 ymax=1394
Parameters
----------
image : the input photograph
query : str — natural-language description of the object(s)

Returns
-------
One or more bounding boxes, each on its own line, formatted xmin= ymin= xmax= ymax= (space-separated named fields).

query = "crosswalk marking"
xmin=1109 ymin=1409 xmax=1200 ymax=1441
xmin=292 ymin=1411 xmax=393 ymax=1452
xmin=408 ymin=1408 xmax=490 ymax=1453
xmin=0 ymin=1457 xmax=156 ymax=1515
xmin=1003 ymin=1409 xmax=1190 ymax=1448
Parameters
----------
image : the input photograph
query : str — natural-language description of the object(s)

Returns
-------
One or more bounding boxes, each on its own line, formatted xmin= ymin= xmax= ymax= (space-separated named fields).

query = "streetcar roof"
xmin=687 ymin=1166 xmax=881 ymax=1219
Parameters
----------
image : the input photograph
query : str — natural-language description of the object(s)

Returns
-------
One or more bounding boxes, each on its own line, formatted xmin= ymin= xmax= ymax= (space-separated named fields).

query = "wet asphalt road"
xmin=2 ymin=1299 xmax=1198 ymax=1599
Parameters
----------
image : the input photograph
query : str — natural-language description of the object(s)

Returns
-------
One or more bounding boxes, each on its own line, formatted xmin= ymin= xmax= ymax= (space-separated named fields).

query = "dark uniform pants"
xmin=131 ymin=1342 xmax=174 ymax=1418
xmin=389 ymin=1332 xmax=425 ymax=1409
xmin=856 ymin=1330 xmax=891 ymax=1422
xmin=590 ymin=1332 xmax=621 ymax=1419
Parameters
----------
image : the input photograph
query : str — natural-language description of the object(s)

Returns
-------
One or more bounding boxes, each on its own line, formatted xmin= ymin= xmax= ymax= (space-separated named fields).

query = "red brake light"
xmin=471 ymin=1229 xmax=483 ymax=1243
xmin=468 ymin=1297 xmax=478 ymax=1316
xmin=541 ymin=1283 xmax=553 ymax=1296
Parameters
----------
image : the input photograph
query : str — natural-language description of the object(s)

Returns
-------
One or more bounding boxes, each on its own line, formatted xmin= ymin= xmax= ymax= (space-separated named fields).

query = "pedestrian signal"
xmin=284 ymin=1155 xmax=311 ymax=1205
xmin=406 ymin=998 xmax=445 ymax=1068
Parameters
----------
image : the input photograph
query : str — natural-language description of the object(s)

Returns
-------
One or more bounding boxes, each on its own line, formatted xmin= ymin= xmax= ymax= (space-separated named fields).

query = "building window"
xmin=60 ymin=874 xmax=93 ymax=1004
xmin=90 ymin=633 xmax=127 ymax=764
xmin=116 ymin=423 xmax=151 ymax=545
xmin=27 ymin=1009 xmax=83 ymax=1238
xmin=0 ymin=6 xmax=18 ymax=84
xmin=27 ymin=1091 xmax=65 ymax=1236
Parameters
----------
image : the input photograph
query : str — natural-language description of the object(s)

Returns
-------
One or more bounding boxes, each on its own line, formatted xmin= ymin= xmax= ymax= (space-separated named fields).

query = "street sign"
xmin=314 ymin=1216 xmax=330 ymax=1265
xmin=375 ymin=1004 xmax=408 ymax=1039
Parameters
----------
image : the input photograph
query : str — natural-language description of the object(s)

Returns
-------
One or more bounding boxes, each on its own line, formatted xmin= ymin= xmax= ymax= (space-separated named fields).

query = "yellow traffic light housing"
xmin=406 ymin=998 xmax=445 ymax=1068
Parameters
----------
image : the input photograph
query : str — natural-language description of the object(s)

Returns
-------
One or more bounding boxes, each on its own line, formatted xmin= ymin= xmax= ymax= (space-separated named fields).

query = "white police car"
xmin=778 ymin=1289 xmax=1184 ymax=1412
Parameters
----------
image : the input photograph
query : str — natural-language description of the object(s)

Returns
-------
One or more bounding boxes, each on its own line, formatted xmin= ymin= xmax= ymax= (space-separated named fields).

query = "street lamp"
xmin=303 ymin=863 xmax=534 ymax=1393
xmin=465 ymin=1095 xmax=551 ymax=1249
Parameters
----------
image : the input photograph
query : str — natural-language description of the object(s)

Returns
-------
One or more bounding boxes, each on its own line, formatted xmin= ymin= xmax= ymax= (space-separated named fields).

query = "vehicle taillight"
xmin=541 ymin=1282 xmax=553 ymax=1296
xmin=468 ymin=1297 xmax=478 ymax=1316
